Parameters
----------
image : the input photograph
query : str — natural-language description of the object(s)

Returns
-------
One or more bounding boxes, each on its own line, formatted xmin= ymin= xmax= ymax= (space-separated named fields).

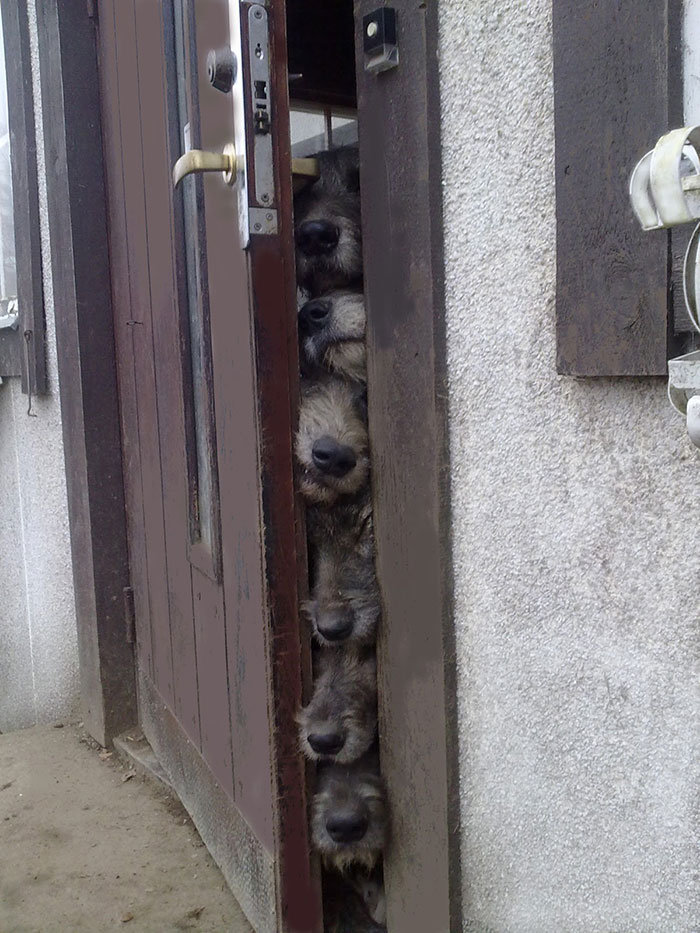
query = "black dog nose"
xmin=311 ymin=437 xmax=357 ymax=477
xmin=326 ymin=813 xmax=369 ymax=843
xmin=296 ymin=220 xmax=340 ymax=256
xmin=307 ymin=732 xmax=345 ymax=755
xmin=316 ymin=610 xmax=354 ymax=642
xmin=299 ymin=298 xmax=331 ymax=335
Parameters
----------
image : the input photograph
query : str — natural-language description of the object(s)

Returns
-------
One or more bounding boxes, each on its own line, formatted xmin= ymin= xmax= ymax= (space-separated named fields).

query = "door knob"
xmin=172 ymin=143 xmax=237 ymax=188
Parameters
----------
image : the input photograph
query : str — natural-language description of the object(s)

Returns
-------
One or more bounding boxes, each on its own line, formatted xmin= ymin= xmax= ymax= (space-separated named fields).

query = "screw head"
xmin=254 ymin=7 xmax=262 ymax=17
xmin=366 ymin=20 xmax=378 ymax=38
xmin=254 ymin=222 xmax=262 ymax=231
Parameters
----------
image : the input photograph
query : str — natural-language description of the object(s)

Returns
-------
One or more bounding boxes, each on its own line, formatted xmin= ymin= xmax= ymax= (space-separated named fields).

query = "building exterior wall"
xmin=0 ymin=0 xmax=78 ymax=732
xmin=438 ymin=1 xmax=700 ymax=930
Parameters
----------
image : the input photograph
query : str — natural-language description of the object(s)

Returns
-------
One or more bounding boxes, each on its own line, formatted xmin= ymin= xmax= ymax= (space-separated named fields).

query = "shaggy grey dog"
xmin=311 ymin=748 xmax=388 ymax=874
xmin=294 ymin=147 xmax=362 ymax=296
xmin=298 ymin=289 xmax=366 ymax=384
xmin=295 ymin=376 xmax=369 ymax=506
xmin=323 ymin=869 xmax=386 ymax=933
xmin=305 ymin=491 xmax=380 ymax=645
xmin=297 ymin=648 xmax=377 ymax=763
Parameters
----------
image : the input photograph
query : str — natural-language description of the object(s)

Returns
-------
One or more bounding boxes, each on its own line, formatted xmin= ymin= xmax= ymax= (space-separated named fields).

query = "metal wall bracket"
xmin=0 ymin=297 xmax=19 ymax=330
xmin=629 ymin=125 xmax=700 ymax=230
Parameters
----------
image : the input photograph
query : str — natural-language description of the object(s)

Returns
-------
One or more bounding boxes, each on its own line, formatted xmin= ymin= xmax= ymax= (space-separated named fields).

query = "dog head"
xmin=295 ymin=377 xmax=369 ymax=505
xmin=311 ymin=749 xmax=388 ymax=873
xmin=298 ymin=289 xmax=366 ymax=384
xmin=294 ymin=147 xmax=363 ymax=296
xmin=297 ymin=648 xmax=377 ymax=763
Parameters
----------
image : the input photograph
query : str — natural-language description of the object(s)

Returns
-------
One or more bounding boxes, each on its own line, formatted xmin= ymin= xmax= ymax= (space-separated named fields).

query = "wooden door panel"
xmin=99 ymin=0 xmax=322 ymax=928
xmin=106 ymin=0 xmax=175 ymax=704
xmin=135 ymin=0 xmax=205 ymax=746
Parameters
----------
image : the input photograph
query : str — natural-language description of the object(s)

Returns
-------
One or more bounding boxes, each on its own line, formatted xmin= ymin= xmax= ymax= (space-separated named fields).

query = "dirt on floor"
xmin=0 ymin=723 xmax=253 ymax=933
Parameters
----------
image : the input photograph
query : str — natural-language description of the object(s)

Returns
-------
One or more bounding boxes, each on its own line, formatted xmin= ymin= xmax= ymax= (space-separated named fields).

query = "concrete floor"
xmin=0 ymin=724 xmax=253 ymax=933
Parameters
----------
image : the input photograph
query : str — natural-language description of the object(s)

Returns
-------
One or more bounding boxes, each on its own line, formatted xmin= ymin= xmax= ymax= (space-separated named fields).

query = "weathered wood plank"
xmin=135 ymin=0 xmax=202 ymax=749
xmin=36 ymin=0 xmax=136 ymax=744
xmin=354 ymin=2 xmax=461 ymax=930
xmin=554 ymin=0 xmax=683 ymax=375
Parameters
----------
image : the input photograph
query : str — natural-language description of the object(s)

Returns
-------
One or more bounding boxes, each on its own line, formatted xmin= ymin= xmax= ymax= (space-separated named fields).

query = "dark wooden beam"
xmin=354 ymin=2 xmax=462 ymax=930
xmin=35 ymin=0 xmax=136 ymax=745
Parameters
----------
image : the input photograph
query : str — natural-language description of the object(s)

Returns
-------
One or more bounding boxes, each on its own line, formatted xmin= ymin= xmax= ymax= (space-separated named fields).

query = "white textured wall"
xmin=439 ymin=1 xmax=700 ymax=930
xmin=0 ymin=0 xmax=78 ymax=731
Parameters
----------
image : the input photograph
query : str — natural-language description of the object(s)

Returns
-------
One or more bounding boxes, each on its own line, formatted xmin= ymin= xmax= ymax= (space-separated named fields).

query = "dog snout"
xmin=316 ymin=609 xmax=354 ymax=642
xmin=299 ymin=298 xmax=331 ymax=335
xmin=296 ymin=220 xmax=340 ymax=256
xmin=307 ymin=731 xmax=345 ymax=756
xmin=326 ymin=811 xmax=369 ymax=843
xmin=311 ymin=436 xmax=357 ymax=477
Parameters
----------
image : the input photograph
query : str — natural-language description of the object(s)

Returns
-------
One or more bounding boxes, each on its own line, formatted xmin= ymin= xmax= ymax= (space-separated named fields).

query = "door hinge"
xmin=123 ymin=585 xmax=136 ymax=645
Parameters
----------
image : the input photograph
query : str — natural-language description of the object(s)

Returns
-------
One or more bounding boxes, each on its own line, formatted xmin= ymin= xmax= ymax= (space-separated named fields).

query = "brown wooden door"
xmin=96 ymin=2 xmax=320 ymax=930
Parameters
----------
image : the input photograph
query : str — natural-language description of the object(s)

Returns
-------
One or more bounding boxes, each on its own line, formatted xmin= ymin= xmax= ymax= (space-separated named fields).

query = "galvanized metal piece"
xmin=667 ymin=350 xmax=700 ymax=414
xmin=228 ymin=1 xmax=249 ymax=247
xmin=249 ymin=207 xmax=278 ymax=235
xmin=686 ymin=395 xmax=700 ymax=448
xmin=248 ymin=3 xmax=275 ymax=209
xmin=0 ymin=297 xmax=19 ymax=330
xmin=630 ymin=125 xmax=700 ymax=230
xmin=682 ymin=221 xmax=700 ymax=334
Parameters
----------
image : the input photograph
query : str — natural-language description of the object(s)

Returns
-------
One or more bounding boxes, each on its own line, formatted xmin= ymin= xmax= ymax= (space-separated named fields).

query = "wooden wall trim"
xmin=35 ymin=0 xmax=136 ymax=745
xmin=354 ymin=2 xmax=462 ymax=930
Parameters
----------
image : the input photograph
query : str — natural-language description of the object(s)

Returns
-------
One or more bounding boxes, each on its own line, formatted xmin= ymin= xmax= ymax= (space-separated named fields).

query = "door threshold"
xmin=113 ymin=729 xmax=173 ymax=791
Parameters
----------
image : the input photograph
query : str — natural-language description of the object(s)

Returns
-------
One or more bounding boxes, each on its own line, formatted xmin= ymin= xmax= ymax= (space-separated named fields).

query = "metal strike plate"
xmin=363 ymin=8 xmax=399 ymax=74
xmin=228 ymin=1 xmax=250 ymax=246
xmin=248 ymin=3 xmax=275 ymax=210
xmin=249 ymin=207 xmax=278 ymax=235
xmin=0 ymin=297 xmax=19 ymax=330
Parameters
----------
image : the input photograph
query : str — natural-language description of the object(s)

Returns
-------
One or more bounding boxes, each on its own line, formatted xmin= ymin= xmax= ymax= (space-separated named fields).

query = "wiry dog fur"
xmin=295 ymin=376 xmax=369 ymax=506
xmin=311 ymin=749 xmax=388 ymax=874
xmin=351 ymin=867 xmax=386 ymax=926
xmin=323 ymin=870 xmax=386 ymax=933
xmin=305 ymin=490 xmax=380 ymax=646
xmin=297 ymin=648 xmax=377 ymax=764
xmin=294 ymin=146 xmax=362 ymax=296
xmin=298 ymin=289 xmax=366 ymax=384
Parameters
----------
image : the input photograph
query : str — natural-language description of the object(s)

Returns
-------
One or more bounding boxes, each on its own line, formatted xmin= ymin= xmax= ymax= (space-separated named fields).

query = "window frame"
xmin=0 ymin=0 xmax=46 ymax=393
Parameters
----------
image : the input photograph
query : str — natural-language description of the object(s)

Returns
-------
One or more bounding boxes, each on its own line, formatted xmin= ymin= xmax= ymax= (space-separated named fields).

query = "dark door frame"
xmin=354 ymin=2 xmax=462 ymax=930
xmin=36 ymin=0 xmax=460 ymax=929
xmin=35 ymin=0 xmax=136 ymax=748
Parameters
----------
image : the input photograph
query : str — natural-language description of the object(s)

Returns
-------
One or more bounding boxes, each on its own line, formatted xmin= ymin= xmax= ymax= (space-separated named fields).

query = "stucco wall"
xmin=439 ymin=2 xmax=700 ymax=930
xmin=0 ymin=0 xmax=78 ymax=731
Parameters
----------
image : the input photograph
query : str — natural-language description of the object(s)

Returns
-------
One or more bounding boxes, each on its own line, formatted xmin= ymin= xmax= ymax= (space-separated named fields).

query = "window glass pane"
xmin=290 ymin=105 xmax=358 ymax=156
xmin=173 ymin=0 xmax=215 ymax=554
xmin=0 ymin=7 xmax=16 ymax=302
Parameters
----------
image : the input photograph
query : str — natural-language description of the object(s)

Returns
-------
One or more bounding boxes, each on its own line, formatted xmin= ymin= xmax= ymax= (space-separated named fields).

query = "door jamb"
xmin=35 ymin=0 xmax=136 ymax=746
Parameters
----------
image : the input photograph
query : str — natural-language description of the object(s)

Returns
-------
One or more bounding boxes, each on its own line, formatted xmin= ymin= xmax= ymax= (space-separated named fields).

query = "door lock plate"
xmin=247 ymin=4 xmax=275 ymax=210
